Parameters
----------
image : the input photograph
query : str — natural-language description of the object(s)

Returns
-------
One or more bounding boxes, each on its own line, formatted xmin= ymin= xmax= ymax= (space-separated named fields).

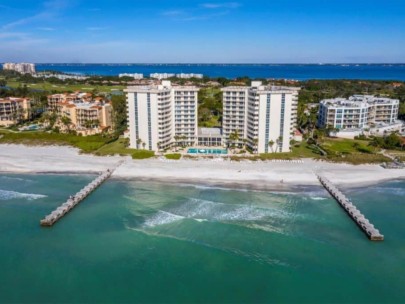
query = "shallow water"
xmin=0 ymin=174 xmax=404 ymax=303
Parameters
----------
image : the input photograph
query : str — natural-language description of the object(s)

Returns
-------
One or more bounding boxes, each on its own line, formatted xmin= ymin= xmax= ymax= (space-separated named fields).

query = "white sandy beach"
xmin=0 ymin=144 xmax=404 ymax=189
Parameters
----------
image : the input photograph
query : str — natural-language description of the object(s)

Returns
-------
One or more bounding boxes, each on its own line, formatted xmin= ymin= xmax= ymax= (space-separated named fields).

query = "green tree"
xmin=268 ymin=140 xmax=275 ymax=153
xmin=60 ymin=116 xmax=72 ymax=132
xmin=136 ymin=138 xmax=142 ymax=149
xmin=251 ymin=138 xmax=259 ymax=153
xmin=228 ymin=129 xmax=240 ymax=150
xmin=276 ymin=136 xmax=283 ymax=152
xmin=110 ymin=95 xmax=127 ymax=136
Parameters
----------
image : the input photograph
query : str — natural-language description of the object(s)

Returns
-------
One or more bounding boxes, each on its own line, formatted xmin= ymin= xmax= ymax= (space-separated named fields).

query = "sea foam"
xmin=0 ymin=189 xmax=47 ymax=201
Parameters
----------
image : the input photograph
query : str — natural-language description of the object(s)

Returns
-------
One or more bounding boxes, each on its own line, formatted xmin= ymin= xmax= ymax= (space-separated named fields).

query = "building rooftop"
xmin=198 ymin=127 xmax=222 ymax=137
xmin=125 ymin=80 xmax=198 ymax=92
xmin=0 ymin=97 xmax=28 ymax=103
xmin=321 ymin=95 xmax=399 ymax=108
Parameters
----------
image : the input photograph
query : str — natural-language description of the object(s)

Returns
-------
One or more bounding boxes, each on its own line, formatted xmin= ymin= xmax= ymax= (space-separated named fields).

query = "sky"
xmin=0 ymin=0 xmax=404 ymax=63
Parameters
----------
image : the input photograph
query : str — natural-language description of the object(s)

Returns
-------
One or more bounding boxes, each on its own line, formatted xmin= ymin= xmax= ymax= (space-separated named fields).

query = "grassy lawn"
xmin=94 ymin=138 xmax=133 ymax=156
xmin=318 ymin=138 xmax=393 ymax=164
xmin=326 ymin=153 xmax=392 ymax=164
xmin=94 ymin=137 xmax=155 ymax=159
xmin=0 ymin=128 xmax=13 ymax=133
xmin=0 ymin=131 xmax=113 ymax=153
xmin=7 ymin=80 xmax=125 ymax=93
xmin=320 ymin=138 xmax=374 ymax=154
xmin=228 ymin=139 xmax=388 ymax=164
xmin=0 ymin=132 xmax=155 ymax=159
xmin=258 ymin=143 xmax=322 ymax=160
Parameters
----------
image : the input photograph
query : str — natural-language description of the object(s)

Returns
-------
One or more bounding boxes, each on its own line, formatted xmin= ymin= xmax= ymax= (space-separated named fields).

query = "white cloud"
xmin=162 ymin=2 xmax=240 ymax=21
xmin=1 ymin=0 xmax=71 ymax=30
xmin=201 ymin=2 xmax=241 ymax=9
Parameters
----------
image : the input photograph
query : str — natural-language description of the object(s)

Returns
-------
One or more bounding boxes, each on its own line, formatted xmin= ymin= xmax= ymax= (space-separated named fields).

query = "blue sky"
xmin=0 ymin=0 xmax=404 ymax=63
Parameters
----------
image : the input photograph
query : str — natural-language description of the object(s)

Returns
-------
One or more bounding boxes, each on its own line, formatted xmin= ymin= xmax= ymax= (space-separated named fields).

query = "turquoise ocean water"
xmin=0 ymin=173 xmax=404 ymax=303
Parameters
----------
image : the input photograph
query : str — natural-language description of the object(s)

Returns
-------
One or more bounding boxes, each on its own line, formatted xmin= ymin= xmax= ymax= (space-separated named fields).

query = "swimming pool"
xmin=187 ymin=148 xmax=228 ymax=155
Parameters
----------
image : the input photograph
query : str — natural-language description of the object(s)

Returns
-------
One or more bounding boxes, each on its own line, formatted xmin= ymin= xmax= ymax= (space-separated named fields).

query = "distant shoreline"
xmin=26 ymin=63 xmax=405 ymax=81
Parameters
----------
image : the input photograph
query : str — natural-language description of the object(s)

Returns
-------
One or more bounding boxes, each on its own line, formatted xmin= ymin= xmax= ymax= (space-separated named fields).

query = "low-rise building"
xmin=176 ymin=73 xmax=203 ymax=79
xmin=119 ymin=73 xmax=144 ymax=79
xmin=197 ymin=127 xmax=222 ymax=146
xmin=0 ymin=97 xmax=31 ymax=126
xmin=318 ymin=95 xmax=399 ymax=130
xmin=47 ymin=92 xmax=112 ymax=135
xmin=150 ymin=73 xmax=175 ymax=80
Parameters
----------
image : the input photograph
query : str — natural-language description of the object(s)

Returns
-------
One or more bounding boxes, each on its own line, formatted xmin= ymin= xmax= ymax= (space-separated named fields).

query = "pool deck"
xmin=186 ymin=147 xmax=228 ymax=155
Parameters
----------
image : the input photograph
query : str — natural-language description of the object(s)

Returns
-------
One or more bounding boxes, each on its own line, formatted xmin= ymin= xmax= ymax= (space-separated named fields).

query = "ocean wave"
xmin=310 ymin=196 xmax=328 ymax=201
xmin=142 ymin=210 xmax=184 ymax=227
xmin=0 ymin=176 xmax=34 ymax=183
xmin=178 ymin=183 xmax=250 ymax=192
xmin=0 ymin=189 xmax=47 ymax=201
xmin=141 ymin=198 xmax=292 ymax=228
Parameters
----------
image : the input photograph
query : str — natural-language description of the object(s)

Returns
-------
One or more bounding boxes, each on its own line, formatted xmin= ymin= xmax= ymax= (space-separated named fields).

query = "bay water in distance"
xmin=35 ymin=63 xmax=405 ymax=81
xmin=1 ymin=173 xmax=405 ymax=303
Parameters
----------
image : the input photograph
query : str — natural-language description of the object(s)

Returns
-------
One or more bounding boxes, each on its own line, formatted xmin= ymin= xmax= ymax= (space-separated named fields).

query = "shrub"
xmin=131 ymin=150 xmax=155 ymax=159
xmin=165 ymin=153 xmax=182 ymax=160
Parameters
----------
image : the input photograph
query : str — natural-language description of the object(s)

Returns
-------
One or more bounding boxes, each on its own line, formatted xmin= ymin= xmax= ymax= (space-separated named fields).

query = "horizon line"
xmin=2 ymin=62 xmax=405 ymax=65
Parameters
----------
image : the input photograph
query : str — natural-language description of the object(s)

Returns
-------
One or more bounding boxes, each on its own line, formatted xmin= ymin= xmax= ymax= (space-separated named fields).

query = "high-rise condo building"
xmin=3 ymin=63 xmax=36 ymax=74
xmin=125 ymin=81 xmax=199 ymax=151
xmin=318 ymin=95 xmax=399 ymax=129
xmin=222 ymin=81 xmax=300 ymax=153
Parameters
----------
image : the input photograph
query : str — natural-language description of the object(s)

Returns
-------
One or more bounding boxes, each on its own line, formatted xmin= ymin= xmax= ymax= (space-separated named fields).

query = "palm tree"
xmin=179 ymin=135 xmax=187 ymax=148
xmin=229 ymin=129 xmax=240 ymax=151
xmin=242 ymin=138 xmax=248 ymax=150
xmin=252 ymin=138 xmax=259 ymax=154
xmin=136 ymin=138 xmax=142 ymax=149
xmin=268 ymin=140 xmax=275 ymax=153
xmin=174 ymin=135 xmax=180 ymax=146
xmin=276 ymin=136 xmax=283 ymax=152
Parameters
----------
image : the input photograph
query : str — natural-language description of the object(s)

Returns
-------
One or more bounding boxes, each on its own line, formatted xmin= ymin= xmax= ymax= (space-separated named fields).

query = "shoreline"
xmin=0 ymin=144 xmax=404 ymax=190
xmin=1 ymin=169 xmax=404 ymax=191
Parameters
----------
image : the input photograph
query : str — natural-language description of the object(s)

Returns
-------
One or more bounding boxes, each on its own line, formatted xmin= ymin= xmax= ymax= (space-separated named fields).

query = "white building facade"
xmin=176 ymin=73 xmax=203 ymax=79
xmin=222 ymin=81 xmax=300 ymax=153
xmin=119 ymin=73 xmax=144 ymax=79
xmin=150 ymin=73 xmax=175 ymax=80
xmin=125 ymin=81 xmax=199 ymax=151
xmin=318 ymin=95 xmax=399 ymax=129
xmin=3 ymin=63 xmax=36 ymax=74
